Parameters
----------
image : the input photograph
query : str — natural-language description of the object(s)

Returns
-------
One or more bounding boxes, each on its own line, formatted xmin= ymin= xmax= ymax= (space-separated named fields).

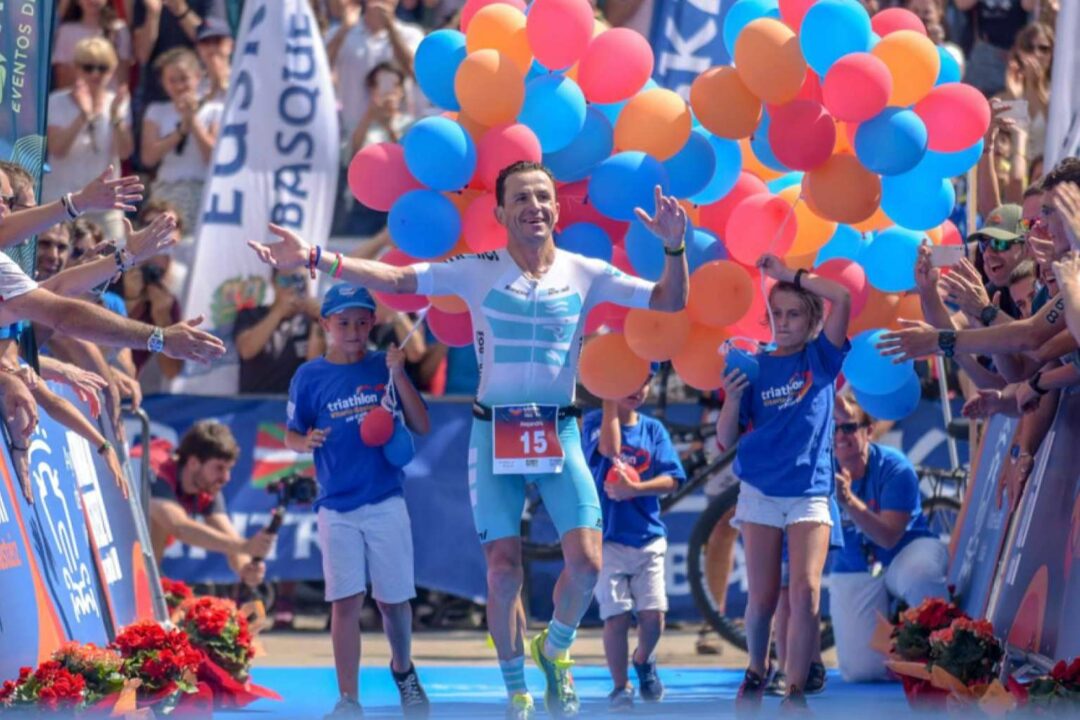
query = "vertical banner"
xmin=650 ymin=0 xmax=735 ymax=98
xmin=174 ymin=0 xmax=339 ymax=394
xmin=1045 ymin=1 xmax=1080 ymax=168
xmin=0 ymin=0 xmax=56 ymax=274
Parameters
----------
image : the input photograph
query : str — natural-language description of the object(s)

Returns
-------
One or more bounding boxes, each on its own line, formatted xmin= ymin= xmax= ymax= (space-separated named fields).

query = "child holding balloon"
xmin=714 ymin=254 xmax=851 ymax=711
xmin=581 ymin=363 xmax=686 ymax=711
xmin=284 ymin=284 xmax=431 ymax=719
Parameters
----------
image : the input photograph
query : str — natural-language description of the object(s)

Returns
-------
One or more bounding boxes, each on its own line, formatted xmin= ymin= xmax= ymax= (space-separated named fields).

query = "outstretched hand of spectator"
xmin=73 ymin=166 xmax=144 ymax=213
xmin=962 ymin=387 xmax=1019 ymax=419
xmin=161 ymin=317 xmax=227 ymax=362
xmin=248 ymin=224 xmax=312 ymax=271
xmin=125 ymin=214 xmax=178 ymax=264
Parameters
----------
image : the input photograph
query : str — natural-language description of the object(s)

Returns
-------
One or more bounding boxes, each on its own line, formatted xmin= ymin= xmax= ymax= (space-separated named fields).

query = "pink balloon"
xmin=347 ymin=143 xmax=422 ymax=212
xmin=941 ymin=220 xmax=961 ymax=246
xmin=460 ymin=0 xmax=527 ymax=32
xmin=698 ymin=172 xmax=770 ymax=239
xmin=767 ymin=70 xmax=823 ymax=116
xmin=769 ymin=100 xmax=836 ymax=171
xmin=778 ymin=0 xmax=815 ymax=30
xmin=428 ymin=306 xmax=474 ymax=347
xmin=870 ymin=7 xmax=927 ymax=37
xmin=526 ymin=0 xmax=594 ymax=70
xmin=725 ymin=194 xmax=798 ymax=266
xmin=915 ymin=83 xmax=991 ymax=153
xmin=463 ymin=193 xmax=507 ymax=252
xmin=729 ymin=270 xmax=775 ymax=342
xmin=814 ymin=258 xmax=869 ymax=316
xmin=577 ymin=29 xmax=654 ymax=104
xmin=475 ymin=123 xmax=542 ymax=190
xmin=822 ymin=53 xmax=893 ymax=123
xmin=372 ymin=249 xmax=428 ymax=313
xmin=556 ymin=180 xmax=629 ymax=244
xmin=585 ymin=302 xmax=629 ymax=334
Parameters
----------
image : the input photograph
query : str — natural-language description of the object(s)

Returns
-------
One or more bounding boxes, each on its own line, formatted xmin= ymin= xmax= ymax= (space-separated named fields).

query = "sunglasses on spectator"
xmin=978 ymin=237 xmax=1023 ymax=252
xmin=0 ymin=194 xmax=17 ymax=210
xmin=1018 ymin=217 xmax=1044 ymax=234
xmin=835 ymin=422 xmax=867 ymax=435
xmin=79 ymin=63 xmax=111 ymax=74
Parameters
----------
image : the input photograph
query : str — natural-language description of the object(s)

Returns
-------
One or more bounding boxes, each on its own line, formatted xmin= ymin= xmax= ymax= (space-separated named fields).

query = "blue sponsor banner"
xmin=650 ymin=0 xmax=736 ymax=97
xmin=0 ymin=0 xmax=54 ymax=186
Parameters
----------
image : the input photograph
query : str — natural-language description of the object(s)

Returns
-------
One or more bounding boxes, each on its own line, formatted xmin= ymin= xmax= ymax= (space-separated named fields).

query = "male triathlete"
xmin=249 ymin=161 xmax=688 ymax=718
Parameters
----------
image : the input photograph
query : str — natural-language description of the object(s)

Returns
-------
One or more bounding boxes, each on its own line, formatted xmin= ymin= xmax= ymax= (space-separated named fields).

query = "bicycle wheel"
xmin=686 ymin=485 xmax=835 ymax=653
xmin=923 ymin=495 xmax=962 ymax=544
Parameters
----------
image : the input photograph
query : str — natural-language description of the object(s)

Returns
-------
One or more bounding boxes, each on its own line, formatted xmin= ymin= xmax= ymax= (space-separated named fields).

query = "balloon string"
xmin=760 ymin=196 xmax=802 ymax=348
xmin=382 ymin=306 xmax=430 ymax=416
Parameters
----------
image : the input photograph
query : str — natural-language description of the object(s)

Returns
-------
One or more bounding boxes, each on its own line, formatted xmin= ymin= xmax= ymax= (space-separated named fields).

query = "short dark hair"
xmin=1041 ymin=156 xmax=1080 ymax=192
xmin=365 ymin=61 xmax=405 ymax=90
xmin=1023 ymin=181 xmax=1044 ymax=199
xmin=139 ymin=198 xmax=185 ymax=234
xmin=495 ymin=161 xmax=556 ymax=208
xmin=176 ymin=420 xmax=239 ymax=468
xmin=1008 ymin=259 xmax=1037 ymax=286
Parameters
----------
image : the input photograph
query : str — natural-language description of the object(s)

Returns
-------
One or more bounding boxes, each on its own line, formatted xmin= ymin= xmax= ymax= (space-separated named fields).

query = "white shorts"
xmin=594 ymin=537 xmax=669 ymax=621
xmin=317 ymin=495 xmax=416 ymax=604
xmin=731 ymin=482 xmax=833 ymax=530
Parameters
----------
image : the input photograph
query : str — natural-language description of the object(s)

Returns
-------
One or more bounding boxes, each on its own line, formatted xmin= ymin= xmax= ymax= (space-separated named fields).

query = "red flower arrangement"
xmin=0 ymin=660 xmax=87 ymax=710
xmin=177 ymin=596 xmax=255 ymax=681
xmin=110 ymin=620 xmax=203 ymax=697
xmin=50 ymin=642 xmax=126 ymax=705
xmin=892 ymin=597 xmax=970 ymax=662
xmin=162 ymin=577 xmax=195 ymax=613
xmin=929 ymin=617 xmax=1004 ymax=687
xmin=1015 ymin=657 xmax=1080 ymax=713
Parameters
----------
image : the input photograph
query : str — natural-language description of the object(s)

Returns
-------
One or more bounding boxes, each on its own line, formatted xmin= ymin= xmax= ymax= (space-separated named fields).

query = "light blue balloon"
xmin=519 ymin=75 xmax=587 ymax=153
xmin=853 ymin=371 xmax=921 ymax=420
xmin=768 ymin=172 xmax=804 ymax=194
xmin=663 ymin=131 xmax=717 ymax=199
xmin=915 ymin=140 xmax=983 ymax=180
xmin=526 ymin=59 xmax=548 ymax=83
xmin=881 ymin=173 xmax=956 ymax=231
xmin=688 ymin=131 xmax=743 ymax=205
xmin=383 ymin=420 xmax=416 ymax=467
xmin=725 ymin=347 xmax=760 ymax=386
xmin=936 ymin=45 xmax=961 ymax=85
xmin=750 ymin=112 xmax=788 ymax=172
xmin=593 ymin=99 xmax=627 ymax=127
xmin=815 ymin=224 xmax=869 ymax=265
xmin=555 ymin=222 xmax=613 ymax=262
xmin=389 ymin=190 xmax=461 ymax=259
xmin=588 ymin=152 xmax=670 ymax=222
xmin=861 ymin=226 xmax=922 ymax=292
xmin=544 ymin=107 xmax=613 ymax=183
xmin=414 ymin=30 xmax=466 ymax=111
xmin=854 ymin=108 xmax=928 ymax=176
xmin=624 ymin=221 xmax=665 ymax=281
xmin=842 ymin=328 xmax=914 ymax=395
xmin=800 ymin=0 xmax=873 ymax=77
xmin=402 ymin=117 xmax=476 ymax=191
xmin=723 ymin=0 xmax=780 ymax=58
xmin=688 ymin=228 xmax=725 ymax=271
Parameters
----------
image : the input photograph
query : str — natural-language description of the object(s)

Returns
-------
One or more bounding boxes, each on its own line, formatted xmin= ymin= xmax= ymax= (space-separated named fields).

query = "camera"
xmin=141 ymin=263 xmax=166 ymax=285
xmin=266 ymin=473 xmax=318 ymax=508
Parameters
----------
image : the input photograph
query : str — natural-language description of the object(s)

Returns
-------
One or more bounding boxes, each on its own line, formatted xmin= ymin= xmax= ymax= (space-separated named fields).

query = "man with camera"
xmin=148 ymin=420 xmax=277 ymax=588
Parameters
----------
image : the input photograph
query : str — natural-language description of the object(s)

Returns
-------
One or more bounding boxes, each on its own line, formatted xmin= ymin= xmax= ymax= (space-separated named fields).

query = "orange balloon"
xmin=680 ymin=200 xmax=701 ymax=226
xmin=778 ymin=185 xmax=837 ymax=256
xmin=455 ymin=49 xmax=525 ymax=127
xmin=690 ymin=66 xmax=763 ymax=140
xmin=465 ymin=4 xmax=533 ymax=75
xmin=446 ymin=188 xmax=483 ymax=214
xmin=672 ymin=324 xmax=730 ymax=391
xmin=579 ymin=333 xmax=651 ymax=400
xmin=785 ymin=251 xmax=817 ymax=271
xmin=431 ymin=294 xmax=469 ymax=314
xmin=729 ymin=274 xmax=774 ymax=343
xmin=688 ymin=260 xmax=755 ymax=328
xmin=871 ymin=30 xmax=939 ymax=107
xmin=624 ymin=308 xmax=691 ymax=361
xmin=833 ymin=123 xmax=856 ymax=155
xmin=848 ymin=288 xmax=900 ymax=336
xmin=889 ymin=293 xmax=924 ymax=330
xmin=457 ymin=112 xmax=491 ymax=143
xmin=734 ymin=18 xmax=807 ymax=105
xmin=615 ymin=88 xmax=693 ymax=161
xmin=926 ymin=225 xmax=943 ymax=244
xmin=803 ymin=154 xmax=882 ymax=224
xmin=738 ymin=138 xmax=784 ymax=182
xmin=851 ymin=204 xmax=891 ymax=233
xmin=437 ymin=234 xmax=472 ymax=261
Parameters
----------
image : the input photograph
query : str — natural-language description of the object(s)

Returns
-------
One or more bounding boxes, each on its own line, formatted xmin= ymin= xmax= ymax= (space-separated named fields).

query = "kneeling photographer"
xmin=148 ymin=420 xmax=278 ymax=588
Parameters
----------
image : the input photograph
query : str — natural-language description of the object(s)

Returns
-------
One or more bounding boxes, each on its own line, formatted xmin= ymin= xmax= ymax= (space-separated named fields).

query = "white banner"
xmin=1045 ymin=1 xmax=1080 ymax=168
xmin=173 ymin=0 xmax=339 ymax=394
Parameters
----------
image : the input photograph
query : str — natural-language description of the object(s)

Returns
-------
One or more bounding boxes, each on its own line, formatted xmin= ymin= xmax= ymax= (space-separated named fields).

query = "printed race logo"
xmin=760 ymin=370 xmax=812 ymax=410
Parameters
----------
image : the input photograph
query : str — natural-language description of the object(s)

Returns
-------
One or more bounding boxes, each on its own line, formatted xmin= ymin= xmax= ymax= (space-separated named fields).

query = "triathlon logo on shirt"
xmin=325 ymin=383 xmax=384 ymax=420
xmin=619 ymin=445 xmax=652 ymax=475
xmin=759 ymin=370 xmax=813 ymax=410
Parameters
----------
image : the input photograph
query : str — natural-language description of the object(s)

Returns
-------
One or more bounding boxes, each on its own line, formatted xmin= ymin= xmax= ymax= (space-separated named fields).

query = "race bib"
xmin=492 ymin=404 xmax=564 ymax=475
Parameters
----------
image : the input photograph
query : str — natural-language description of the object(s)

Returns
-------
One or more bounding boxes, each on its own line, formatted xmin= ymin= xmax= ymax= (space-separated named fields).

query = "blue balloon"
xmin=854 ymin=108 xmax=928 ymax=176
xmin=725 ymin=347 xmax=760 ymax=386
xmin=688 ymin=228 xmax=726 ymax=271
xmin=688 ymin=130 xmax=743 ymax=205
xmin=593 ymin=99 xmax=627 ymax=127
xmin=815 ymin=224 xmax=869 ymax=265
xmin=853 ymin=371 xmax=921 ymax=421
xmin=624 ymin=221 xmax=665 ymax=280
xmin=389 ymin=190 xmax=461 ymax=259
xmin=588 ymin=152 xmax=670 ymax=222
xmin=663 ymin=131 xmax=717 ymax=199
xmin=544 ymin=107 xmax=613 ymax=183
xmin=383 ymin=420 xmax=416 ymax=467
xmin=414 ymin=30 xmax=467 ymax=111
xmin=936 ymin=45 xmax=961 ymax=85
xmin=723 ymin=0 xmax=780 ymax=58
xmin=914 ymin=140 xmax=983 ymax=180
xmin=881 ymin=173 xmax=956 ymax=231
xmin=861 ymin=226 xmax=921 ymax=292
xmin=402 ymin=117 xmax=476 ymax=191
xmin=519 ymin=75 xmax=587 ymax=153
xmin=768 ymin=172 xmax=804 ymax=194
xmin=750 ymin=112 xmax=788 ymax=173
xmin=800 ymin=0 xmax=873 ymax=77
xmin=555 ymin=222 xmax=613 ymax=262
xmin=842 ymin=329 xmax=914 ymax=395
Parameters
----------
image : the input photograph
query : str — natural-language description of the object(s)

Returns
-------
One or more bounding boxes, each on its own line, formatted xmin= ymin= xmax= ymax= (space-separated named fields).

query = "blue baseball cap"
xmin=196 ymin=17 xmax=231 ymax=42
xmin=648 ymin=361 xmax=662 ymax=377
xmin=321 ymin=284 xmax=377 ymax=317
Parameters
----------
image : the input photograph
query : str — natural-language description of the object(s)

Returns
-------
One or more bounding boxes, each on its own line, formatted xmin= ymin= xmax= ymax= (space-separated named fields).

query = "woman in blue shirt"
xmin=715 ymin=254 xmax=851 ymax=710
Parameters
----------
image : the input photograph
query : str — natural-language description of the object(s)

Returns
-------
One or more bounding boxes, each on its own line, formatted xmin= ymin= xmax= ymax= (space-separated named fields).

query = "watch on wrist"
xmin=979 ymin=304 xmax=1000 ymax=327
xmin=1028 ymin=370 xmax=1048 ymax=396
xmin=937 ymin=330 xmax=957 ymax=358
xmin=147 ymin=326 xmax=165 ymax=354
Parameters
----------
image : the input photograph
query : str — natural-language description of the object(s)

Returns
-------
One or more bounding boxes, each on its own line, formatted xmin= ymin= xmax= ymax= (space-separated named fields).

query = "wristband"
xmin=114 ymin=248 xmax=133 ymax=273
xmin=332 ymin=252 xmax=345 ymax=279
xmin=794 ymin=268 xmax=808 ymax=290
xmin=314 ymin=245 xmax=323 ymax=275
xmin=60 ymin=193 xmax=80 ymax=220
xmin=663 ymin=243 xmax=686 ymax=257
xmin=308 ymin=245 xmax=318 ymax=280
xmin=176 ymin=5 xmax=192 ymax=20
xmin=937 ymin=330 xmax=957 ymax=358
xmin=1029 ymin=370 xmax=1048 ymax=396
xmin=98 ymin=440 xmax=112 ymax=455
xmin=327 ymin=253 xmax=341 ymax=279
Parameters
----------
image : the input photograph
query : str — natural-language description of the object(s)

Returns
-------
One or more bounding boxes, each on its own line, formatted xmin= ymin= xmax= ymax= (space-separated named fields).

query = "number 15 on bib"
xmin=492 ymin=404 xmax=565 ymax=475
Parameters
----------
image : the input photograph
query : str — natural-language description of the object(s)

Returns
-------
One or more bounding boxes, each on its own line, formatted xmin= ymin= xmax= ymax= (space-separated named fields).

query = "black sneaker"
xmin=735 ymin=668 xmax=767 ymax=713
xmin=633 ymin=658 xmax=664 ymax=702
xmin=804 ymin=662 xmax=827 ymax=695
xmin=765 ymin=669 xmax=788 ymax=696
xmin=391 ymin=663 xmax=430 ymax=718
xmin=779 ymin=686 xmax=811 ymax=715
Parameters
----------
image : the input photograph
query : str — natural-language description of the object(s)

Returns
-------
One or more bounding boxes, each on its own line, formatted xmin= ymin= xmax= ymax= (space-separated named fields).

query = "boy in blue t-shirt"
xmin=581 ymin=365 xmax=686 ymax=711
xmin=285 ymin=284 xmax=431 ymax=720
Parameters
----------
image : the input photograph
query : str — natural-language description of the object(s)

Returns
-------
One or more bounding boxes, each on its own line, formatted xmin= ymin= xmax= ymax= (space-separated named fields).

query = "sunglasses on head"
xmin=835 ymin=422 xmax=866 ymax=435
xmin=978 ymin=237 xmax=1022 ymax=253
xmin=79 ymin=63 xmax=110 ymax=74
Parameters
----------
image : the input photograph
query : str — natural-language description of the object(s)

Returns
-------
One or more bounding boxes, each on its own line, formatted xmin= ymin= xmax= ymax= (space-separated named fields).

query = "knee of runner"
xmin=487 ymin=560 xmax=525 ymax=595
xmin=566 ymin=553 xmax=602 ymax=584
xmin=785 ymin=580 xmax=822 ymax=617
xmin=636 ymin=610 xmax=665 ymax=631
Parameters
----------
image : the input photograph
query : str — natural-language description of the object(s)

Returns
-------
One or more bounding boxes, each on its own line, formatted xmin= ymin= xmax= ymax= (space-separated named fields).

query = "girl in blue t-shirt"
xmin=714 ymin=254 xmax=852 ymax=710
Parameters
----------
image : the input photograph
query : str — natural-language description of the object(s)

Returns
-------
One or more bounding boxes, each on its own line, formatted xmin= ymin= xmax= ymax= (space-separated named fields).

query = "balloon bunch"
xmin=345 ymin=0 xmax=988 ymax=420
